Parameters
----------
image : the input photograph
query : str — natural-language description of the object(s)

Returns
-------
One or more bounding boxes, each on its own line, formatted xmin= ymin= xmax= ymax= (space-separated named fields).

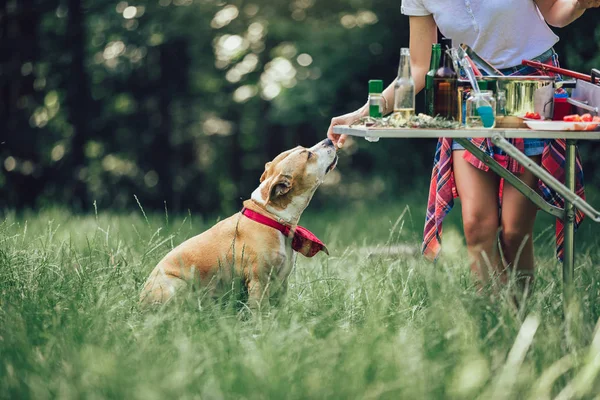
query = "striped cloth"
xmin=422 ymin=55 xmax=585 ymax=261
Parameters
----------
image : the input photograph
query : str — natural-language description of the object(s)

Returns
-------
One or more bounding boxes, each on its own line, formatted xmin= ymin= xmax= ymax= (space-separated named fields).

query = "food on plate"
xmin=524 ymin=111 xmax=541 ymax=120
xmin=525 ymin=114 xmax=600 ymax=131
xmin=564 ymin=114 xmax=582 ymax=122
xmin=584 ymin=116 xmax=600 ymax=131
xmin=563 ymin=114 xmax=599 ymax=130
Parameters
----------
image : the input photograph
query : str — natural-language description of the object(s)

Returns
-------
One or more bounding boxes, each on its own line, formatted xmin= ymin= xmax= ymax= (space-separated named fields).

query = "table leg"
xmin=563 ymin=139 xmax=576 ymax=307
xmin=453 ymin=138 xmax=564 ymax=219
xmin=491 ymin=134 xmax=600 ymax=221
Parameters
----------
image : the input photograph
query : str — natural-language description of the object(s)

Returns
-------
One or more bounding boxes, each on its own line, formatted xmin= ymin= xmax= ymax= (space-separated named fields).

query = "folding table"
xmin=333 ymin=126 xmax=600 ymax=307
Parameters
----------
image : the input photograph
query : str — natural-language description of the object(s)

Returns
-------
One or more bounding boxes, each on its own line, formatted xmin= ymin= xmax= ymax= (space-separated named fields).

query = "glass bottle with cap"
xmin=365 ymin=79 xmax=383 ymax=142
xmin=368 ymin=79 xmax=383 ymax=120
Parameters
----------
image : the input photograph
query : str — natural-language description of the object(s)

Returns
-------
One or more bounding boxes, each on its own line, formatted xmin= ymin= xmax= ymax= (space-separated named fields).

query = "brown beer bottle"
xmin=433 ymin=38 xmax=457 ymax=119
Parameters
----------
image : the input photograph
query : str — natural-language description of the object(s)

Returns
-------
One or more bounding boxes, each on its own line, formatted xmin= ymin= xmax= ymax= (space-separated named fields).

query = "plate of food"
xmin=525 ymin=114 xmax=600 ymax=131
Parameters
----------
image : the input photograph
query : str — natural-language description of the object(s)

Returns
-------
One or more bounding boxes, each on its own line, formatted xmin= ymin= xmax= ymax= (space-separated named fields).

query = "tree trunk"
xmin=0 ymin=0 xmax=44 ymax=207
xmin=0 ymin=0 xmax=9 ymax=136
xmin=66 ymin=0 xmax=91 ymax=210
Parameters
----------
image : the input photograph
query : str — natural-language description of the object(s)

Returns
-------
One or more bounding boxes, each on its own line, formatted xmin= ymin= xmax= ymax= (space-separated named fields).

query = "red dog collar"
xmin=241 ymin=208 xmax=328 ymax=258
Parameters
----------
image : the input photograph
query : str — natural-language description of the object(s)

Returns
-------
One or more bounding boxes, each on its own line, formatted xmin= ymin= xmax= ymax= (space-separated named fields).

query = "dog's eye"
xmin=307 ymin=152 xmax=313 ymax=160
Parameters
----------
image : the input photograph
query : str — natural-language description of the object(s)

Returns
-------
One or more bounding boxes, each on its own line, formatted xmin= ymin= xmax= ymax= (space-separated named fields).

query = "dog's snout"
xmin=323 ymin=138 xmax=333 ymax=147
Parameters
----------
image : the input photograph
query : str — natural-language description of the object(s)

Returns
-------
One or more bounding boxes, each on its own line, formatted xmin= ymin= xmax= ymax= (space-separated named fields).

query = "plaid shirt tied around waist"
xmin=422 ymin=55 xmax=585 ymax=261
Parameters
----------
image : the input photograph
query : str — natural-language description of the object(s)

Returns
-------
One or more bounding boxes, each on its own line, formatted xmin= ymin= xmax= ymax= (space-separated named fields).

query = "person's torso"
xmin=422 ymin=0 xmax=558 ymax=69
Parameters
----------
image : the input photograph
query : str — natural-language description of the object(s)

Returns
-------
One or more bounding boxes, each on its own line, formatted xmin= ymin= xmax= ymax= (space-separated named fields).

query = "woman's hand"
xmin=327 ymin=110 xmax=364 ymax=149
xmin=536 ymin=0 xmax=597 ymax=27
xmin=327 ymin=14 xmax=435 ymax=150
xmin=575 ymin=0 xmax=600 ymax=9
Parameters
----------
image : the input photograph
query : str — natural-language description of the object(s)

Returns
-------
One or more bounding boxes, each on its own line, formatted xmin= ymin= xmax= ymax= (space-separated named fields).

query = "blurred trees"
xmin=1 ymin=0 xmax=599 ymax=213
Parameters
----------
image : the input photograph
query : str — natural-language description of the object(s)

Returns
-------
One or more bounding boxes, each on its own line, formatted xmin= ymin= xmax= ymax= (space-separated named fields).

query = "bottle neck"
xmin=429 ymin=46 xmax=440 ymax=71
xmin=434 ymin=47 xmax=457 ymax=79
xmin=398 ymin=53 xmax=411 ymax=78
xmin=440 ymin=49 xmax=453 ymax=70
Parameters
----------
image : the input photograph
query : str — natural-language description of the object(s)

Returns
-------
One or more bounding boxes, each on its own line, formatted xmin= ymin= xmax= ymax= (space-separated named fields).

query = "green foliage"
xmin=1 ymin=1 xmax=599 ymax=213
xmin=2 ymin=199 xmax=600 ymax=398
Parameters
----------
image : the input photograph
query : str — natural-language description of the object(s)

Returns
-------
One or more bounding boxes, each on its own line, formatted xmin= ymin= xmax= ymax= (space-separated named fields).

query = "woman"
xmin=327 ymin=0 xmax=599 ymax=286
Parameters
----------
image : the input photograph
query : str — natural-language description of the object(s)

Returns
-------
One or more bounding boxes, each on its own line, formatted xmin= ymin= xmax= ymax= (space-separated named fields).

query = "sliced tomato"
xmin=581 ymin=113 xmax=593 ymax=122
xmin=525 ymin=112 xmax=541 ymax=120
xmin=564 ymin=114 xmax=582 ymax=122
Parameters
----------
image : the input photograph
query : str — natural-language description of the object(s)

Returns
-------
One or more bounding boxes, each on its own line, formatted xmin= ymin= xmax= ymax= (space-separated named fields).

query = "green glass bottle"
xmin=425 ymin=43 xmax=441 ymax=116
xmin=366 ymin=79 xmax=383 ymax=142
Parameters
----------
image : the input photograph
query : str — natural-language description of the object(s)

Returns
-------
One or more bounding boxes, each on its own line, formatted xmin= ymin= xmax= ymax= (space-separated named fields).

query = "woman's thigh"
xmin=500 ymin=156 xmax=541 ymax=238
xmin=452 ymin=151 xmax=500 ymax=239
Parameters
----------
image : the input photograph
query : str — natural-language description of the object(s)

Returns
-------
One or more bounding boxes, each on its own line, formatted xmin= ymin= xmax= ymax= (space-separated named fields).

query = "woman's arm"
xmin=535 ymin=0 xmax=600 ymax=28
xmin=327 ymin=14 xmax=437 ymax=148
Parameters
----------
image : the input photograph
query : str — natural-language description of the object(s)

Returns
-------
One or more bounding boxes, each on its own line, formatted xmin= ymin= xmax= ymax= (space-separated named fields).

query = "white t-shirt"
xmin=401 ymin=0 xmax=559 ymax=69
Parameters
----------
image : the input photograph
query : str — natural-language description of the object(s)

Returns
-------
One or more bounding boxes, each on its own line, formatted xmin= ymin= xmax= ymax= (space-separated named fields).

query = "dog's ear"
xmin=260 ymin=147 xmax=300 ymax=182
xmin=269 ymin=174 xmax=292 ymax=199
xmin=259 ymin=162 xmax=272 ymax=183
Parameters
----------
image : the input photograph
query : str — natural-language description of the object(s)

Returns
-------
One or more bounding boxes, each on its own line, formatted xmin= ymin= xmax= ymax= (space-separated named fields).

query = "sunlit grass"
xmin=2 ymin=198 xmax=600 ymax=399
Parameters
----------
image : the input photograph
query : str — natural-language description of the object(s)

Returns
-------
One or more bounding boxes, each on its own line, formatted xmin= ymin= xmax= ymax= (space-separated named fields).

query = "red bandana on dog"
xmin=241 ymin=208 xmax=328 ymax=258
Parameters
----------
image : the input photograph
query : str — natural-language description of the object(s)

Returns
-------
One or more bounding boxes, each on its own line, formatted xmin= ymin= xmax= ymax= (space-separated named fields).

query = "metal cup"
xmin=480 ymin=76 xmax=556 ymax=128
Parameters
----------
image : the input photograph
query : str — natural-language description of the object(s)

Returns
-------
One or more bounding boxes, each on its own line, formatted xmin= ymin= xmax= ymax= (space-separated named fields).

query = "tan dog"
xmin=140 ymin=139 xmax=338 ymax=309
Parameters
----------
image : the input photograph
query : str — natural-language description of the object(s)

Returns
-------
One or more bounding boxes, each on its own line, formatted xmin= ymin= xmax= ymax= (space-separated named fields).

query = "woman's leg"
xmin=453 ymin=151 xmax=501 ymax=283
xmin=499 ymin=156 xmax=541 ymax=288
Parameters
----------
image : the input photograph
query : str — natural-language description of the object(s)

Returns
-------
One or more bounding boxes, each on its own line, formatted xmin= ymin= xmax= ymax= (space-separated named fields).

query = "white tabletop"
xmin=332 ymin=126 xmax=600 ymax=140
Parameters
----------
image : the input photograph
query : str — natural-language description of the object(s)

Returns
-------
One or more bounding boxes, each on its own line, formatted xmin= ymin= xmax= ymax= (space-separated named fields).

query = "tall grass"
xmin=1 ymin=198 xmax=600 ymax=399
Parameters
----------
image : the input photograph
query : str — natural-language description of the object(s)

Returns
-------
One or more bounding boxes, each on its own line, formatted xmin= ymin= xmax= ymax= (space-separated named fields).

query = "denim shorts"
xmin=497 ymin=48 xmax=557 ymax=76
xmin=451 ymin=139 xmax=548 ymax=156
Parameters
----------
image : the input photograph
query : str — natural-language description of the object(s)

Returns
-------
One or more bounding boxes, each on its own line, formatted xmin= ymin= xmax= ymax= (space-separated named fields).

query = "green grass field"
xmin=2 ymin=194 xmax=600 ymax=399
